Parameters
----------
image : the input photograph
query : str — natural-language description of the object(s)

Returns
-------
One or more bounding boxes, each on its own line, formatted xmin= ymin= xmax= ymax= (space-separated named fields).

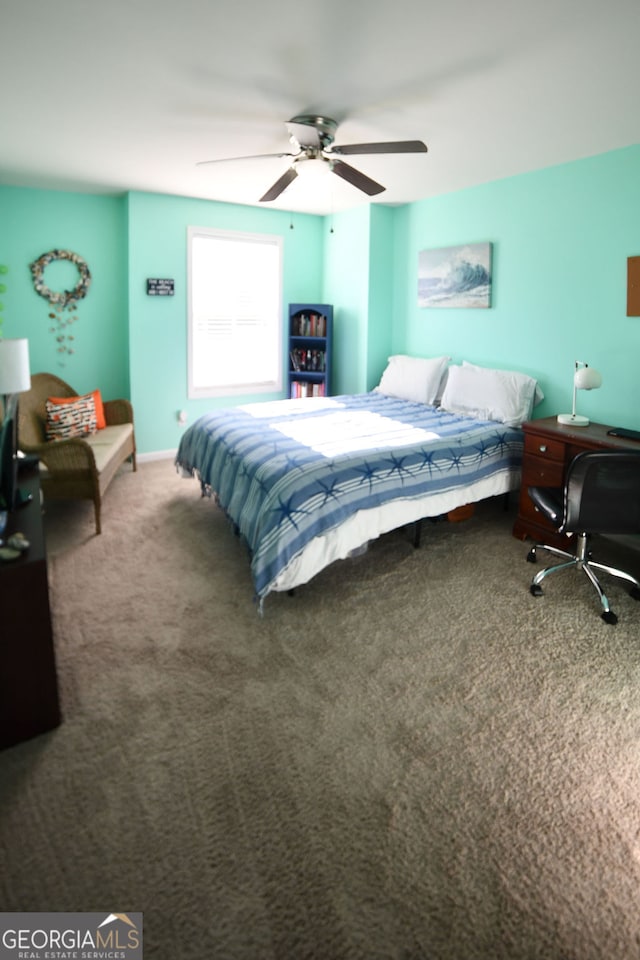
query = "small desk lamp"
xmin=557 ymin=360 xmax=602 ymax=427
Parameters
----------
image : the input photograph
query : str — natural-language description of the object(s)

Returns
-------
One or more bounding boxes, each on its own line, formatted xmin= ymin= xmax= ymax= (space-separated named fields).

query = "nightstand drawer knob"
xmin=538 ymin=444 xmax=547 ymax=453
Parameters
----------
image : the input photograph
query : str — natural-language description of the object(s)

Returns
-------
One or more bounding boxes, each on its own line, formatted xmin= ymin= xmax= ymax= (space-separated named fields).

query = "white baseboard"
xmin=137 ymin=449 xmax=177 ymax=463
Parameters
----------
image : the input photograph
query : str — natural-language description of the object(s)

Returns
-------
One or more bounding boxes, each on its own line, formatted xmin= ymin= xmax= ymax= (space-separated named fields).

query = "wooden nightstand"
xmin=512 ymin=416 xmax=640 ymax=548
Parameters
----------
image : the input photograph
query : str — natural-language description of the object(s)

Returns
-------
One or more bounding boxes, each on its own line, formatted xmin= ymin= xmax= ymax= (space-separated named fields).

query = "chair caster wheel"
xmin=601 ymin=610 xmax=618 ymax=625
xmin=526 ymin=549 xmax=537 ymax=563
xmin=530 ymin=583 xmax=543 ymax=597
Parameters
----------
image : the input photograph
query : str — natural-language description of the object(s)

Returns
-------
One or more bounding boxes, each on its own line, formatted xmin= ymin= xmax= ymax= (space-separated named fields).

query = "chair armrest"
xmin=24 ymin=438 xmax=98 ymax=474
xmin=104 ymin=398 xmax=134 ymax=426
xmin=527 ymin=485 xmax=563 ymax=528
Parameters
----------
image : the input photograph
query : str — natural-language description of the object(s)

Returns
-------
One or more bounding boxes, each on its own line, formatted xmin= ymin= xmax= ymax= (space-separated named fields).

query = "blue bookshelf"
xmin=288 ymin=303 xmax=333 ymax=398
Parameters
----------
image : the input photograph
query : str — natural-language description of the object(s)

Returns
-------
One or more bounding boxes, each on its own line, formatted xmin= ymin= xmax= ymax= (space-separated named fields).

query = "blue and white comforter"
xmin=175 ymin=393 xmax=523 ymax=601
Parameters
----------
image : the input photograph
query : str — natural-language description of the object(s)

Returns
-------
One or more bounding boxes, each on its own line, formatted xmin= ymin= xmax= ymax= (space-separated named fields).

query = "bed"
xmin=176 ymin=357 xmax=541 ymax=608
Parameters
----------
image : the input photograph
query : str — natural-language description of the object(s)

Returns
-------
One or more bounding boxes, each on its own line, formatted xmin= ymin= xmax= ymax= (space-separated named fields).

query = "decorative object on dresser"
xmin=526 ymin=450 xmax=640 ymax=624
xmin=556 ymin=360 xmax=602 ymax=426
xmin=287 ymin=303 xmax=332 ymax=398
xmin=18 ymin=372 xmax=137 ymax=534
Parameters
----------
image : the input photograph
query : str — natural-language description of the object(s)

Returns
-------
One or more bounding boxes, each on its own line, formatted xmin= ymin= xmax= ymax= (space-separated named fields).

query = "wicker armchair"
xmin=18 ymin=372 xmax=137 ymax=534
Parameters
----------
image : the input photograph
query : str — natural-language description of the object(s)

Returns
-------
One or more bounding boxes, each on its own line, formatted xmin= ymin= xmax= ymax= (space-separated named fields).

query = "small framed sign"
xmin=147 ymin=278 xmax=175 ymax=296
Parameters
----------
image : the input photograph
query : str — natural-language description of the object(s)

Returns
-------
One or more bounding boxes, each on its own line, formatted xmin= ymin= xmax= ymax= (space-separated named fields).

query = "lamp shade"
xmin=574 ymin=365 xmax=602 ymax=391
xmin=0 ymin=338 xmax=31 ymax=395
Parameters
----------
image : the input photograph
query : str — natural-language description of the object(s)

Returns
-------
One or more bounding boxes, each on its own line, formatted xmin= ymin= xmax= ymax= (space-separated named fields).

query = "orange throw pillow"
xmin=46 ymin=395 xmax=97 ymax=440
xmin=47 ymin=389 xmax=106 ymax=429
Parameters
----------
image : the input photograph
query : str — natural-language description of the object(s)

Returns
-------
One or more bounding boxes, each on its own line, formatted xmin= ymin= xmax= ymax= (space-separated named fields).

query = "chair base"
xmin=527 ymin=533 xmax=640 ymax=624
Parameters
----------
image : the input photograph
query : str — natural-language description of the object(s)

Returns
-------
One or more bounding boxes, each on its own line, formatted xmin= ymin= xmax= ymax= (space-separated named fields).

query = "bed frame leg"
xmin=413 ymin=519 xmax=423 ymax=549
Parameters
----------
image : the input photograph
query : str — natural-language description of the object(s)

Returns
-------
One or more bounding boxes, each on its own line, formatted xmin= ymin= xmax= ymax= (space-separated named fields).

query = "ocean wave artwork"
xmin=418 ymin=242 xmax=492 ymax=308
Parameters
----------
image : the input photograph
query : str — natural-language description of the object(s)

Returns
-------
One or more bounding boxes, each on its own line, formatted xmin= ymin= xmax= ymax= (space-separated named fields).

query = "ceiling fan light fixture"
xmin=295 ymin=156 xmax=330 ymax=179
xmin=200 ymin=114 xmax=428 ymax=205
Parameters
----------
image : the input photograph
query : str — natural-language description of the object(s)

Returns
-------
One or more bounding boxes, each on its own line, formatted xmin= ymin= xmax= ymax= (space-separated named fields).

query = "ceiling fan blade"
xmin=260 ymin=166 xmax=299 ymax=202
xmin=329 ymin=140 xmax=428 ymax=156
xmin=197 ymin=152 xmax=296 ymax=167
xmin=329 ymin=159 xmax=385 ymax=196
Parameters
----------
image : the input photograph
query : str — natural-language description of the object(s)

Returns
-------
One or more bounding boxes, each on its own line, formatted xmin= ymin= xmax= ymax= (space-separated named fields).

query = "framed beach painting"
xmin=418 ymin=242 xmax=492 ymax=308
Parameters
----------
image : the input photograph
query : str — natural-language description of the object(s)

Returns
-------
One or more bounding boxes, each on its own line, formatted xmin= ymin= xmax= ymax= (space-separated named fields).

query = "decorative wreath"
xmin=30 ymin=249 xmax=91 ymax=307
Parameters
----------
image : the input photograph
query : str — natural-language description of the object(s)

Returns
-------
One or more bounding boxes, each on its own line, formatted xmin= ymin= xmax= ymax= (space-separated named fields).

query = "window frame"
xmin=187 ymin=225 xmax=284 ymax=399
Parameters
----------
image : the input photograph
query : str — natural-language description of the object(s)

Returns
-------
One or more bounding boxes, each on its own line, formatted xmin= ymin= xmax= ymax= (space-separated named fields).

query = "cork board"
xmin=628 ymin=256 xmax=640 ymax=316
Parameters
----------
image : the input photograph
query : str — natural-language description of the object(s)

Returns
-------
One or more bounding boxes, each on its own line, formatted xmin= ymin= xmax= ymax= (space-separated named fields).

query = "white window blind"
xmin=188 ymin=226 xmax=283 ymax=398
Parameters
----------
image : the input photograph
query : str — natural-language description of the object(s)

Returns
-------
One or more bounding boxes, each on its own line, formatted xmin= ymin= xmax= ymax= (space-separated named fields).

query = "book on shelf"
xmin=289 ymin=348 xmax=326 ymax=372
xmin=290 ymin=380 xmax=326 ymax=399
xmin=292 ymin=313 xmax=327 ymax=337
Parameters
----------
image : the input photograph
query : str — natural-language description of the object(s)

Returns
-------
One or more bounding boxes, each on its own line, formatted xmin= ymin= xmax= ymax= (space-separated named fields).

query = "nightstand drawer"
xmin=522 ymin=454 xmax=564 ymax=488
xmin=524 ymin=434 xmax=565 ymax=462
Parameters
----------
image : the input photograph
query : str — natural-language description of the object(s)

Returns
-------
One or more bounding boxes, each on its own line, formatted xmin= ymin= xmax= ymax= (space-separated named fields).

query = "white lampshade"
xmin=0 ymin=338 xmax=31 ymax=395
xmin=574 ymin=365 xmax=602 ymax=391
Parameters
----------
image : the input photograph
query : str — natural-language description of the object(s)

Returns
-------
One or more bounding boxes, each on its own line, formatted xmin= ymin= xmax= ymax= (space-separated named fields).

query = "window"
xmin=188 ymin=226 xmax=283 ymax=398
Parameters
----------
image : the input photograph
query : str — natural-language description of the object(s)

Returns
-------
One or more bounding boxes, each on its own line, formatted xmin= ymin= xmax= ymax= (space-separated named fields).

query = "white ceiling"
xmin=2 ymin=0 xmax=639 ymax=216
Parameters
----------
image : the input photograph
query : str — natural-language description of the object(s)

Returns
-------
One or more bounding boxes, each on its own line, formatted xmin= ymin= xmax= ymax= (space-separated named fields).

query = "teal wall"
xmin=0 ymin=186 xmax=128 ymax=398
xmin=2 ymin=143 xmax=639 ymax=454
xmin=392 ymin=145 xmax=640 ymax=428
xmin=322 ymin=204 xmax=371 ymax=394
xmin=366 ymin=205 xmax=395 ymax=387
xmin=126 ymin=192 xmax=324 ymax=453
xmin=0 ymin=185 xmax=324 ymax=453
xmin=322 ymin=203 xmax=394 ymax=394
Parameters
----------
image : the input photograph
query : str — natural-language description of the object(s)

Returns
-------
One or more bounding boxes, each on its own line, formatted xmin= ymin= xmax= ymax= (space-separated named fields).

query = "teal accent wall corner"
xmin=322 ymin=205 xmax=371 ymax=395
xmin=366 ymin=205 xmax=395 ymax=388
xmin=392 ymin=145 xmax=640 ymax=428
xmin=322 ymin=203 xmax=394 ymax=394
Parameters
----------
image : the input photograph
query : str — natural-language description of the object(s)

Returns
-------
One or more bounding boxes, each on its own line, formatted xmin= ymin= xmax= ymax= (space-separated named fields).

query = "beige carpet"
xmin=2 ymin=459 xmax=640 ymax=959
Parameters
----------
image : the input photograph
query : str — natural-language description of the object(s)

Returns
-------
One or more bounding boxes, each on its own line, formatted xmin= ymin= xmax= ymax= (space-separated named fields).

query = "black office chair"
xmin=526 ymin=450 xmax=640 ymax=624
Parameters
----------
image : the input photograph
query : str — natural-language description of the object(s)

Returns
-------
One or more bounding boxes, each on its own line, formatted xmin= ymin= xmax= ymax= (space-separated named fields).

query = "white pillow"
xmin=440 ymin=363 xmax=540 ymax=426
xmin=375 ymin=354 xmax=450 ymax=405
xmin=463 ymin=361 xmax=544 ymax=407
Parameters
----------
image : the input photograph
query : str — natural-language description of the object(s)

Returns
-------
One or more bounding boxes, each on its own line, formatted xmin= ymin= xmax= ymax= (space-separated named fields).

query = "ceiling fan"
xmin=197 ymin=114 xmax=428 ymax=202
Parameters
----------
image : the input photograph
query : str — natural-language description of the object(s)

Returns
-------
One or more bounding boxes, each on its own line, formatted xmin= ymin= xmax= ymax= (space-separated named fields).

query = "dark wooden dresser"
xmin=0 ymin=460 xmax=61 ymax=749
xmin=513 ymin=416 xmax=640 ymax=549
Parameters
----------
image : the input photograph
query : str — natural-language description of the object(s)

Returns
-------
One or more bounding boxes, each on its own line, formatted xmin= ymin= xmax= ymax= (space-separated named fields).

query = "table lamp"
xmin=0 ymin=337 xmax=31 ymax=417
xmin=0 ymin=339 xmax=31 ymax=512
xmin=557 ymin=360 xmax=602 ymax=427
